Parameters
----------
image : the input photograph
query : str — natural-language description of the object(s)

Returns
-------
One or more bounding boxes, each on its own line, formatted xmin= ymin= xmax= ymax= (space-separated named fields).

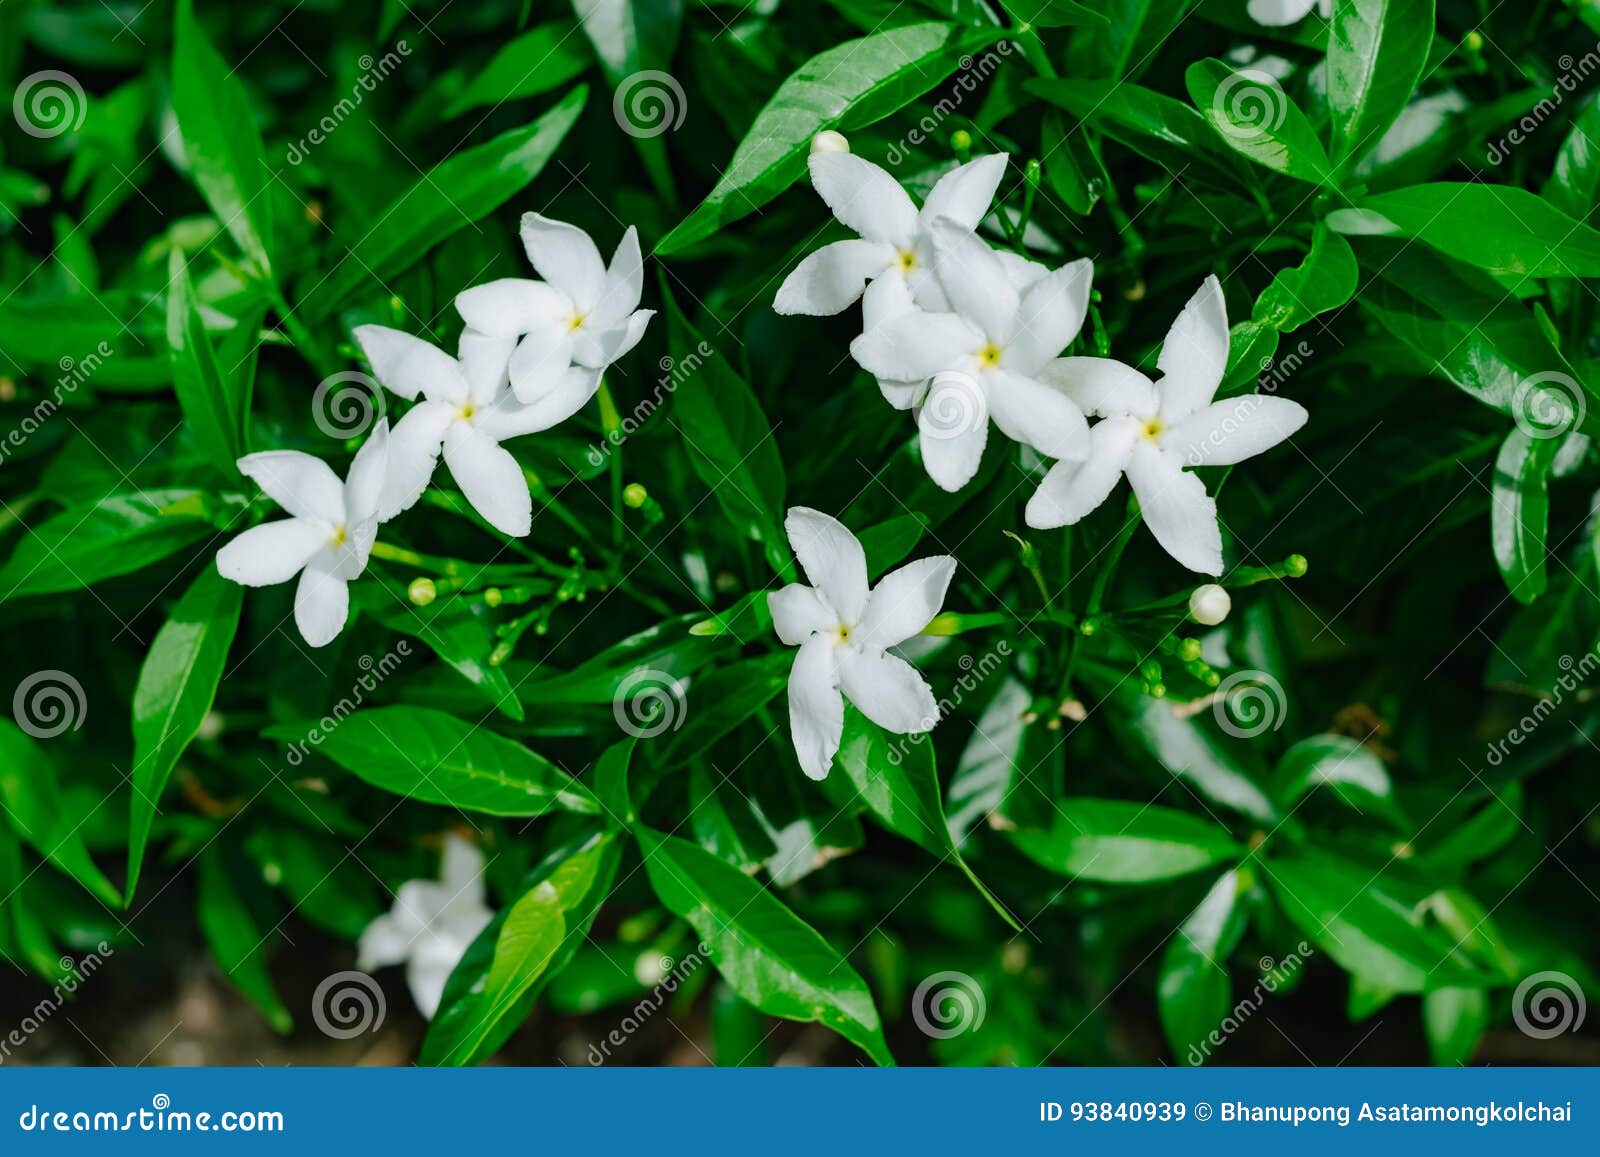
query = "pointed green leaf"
xmin=1491 ymin=426 xmax=1559 ymax=603
xmin=167 ymin=250 xmax=247 ymax=477
xmin=0 ymin=721 xmax=119 ymax=905
xmin=1009 ymin=797 xmax=1242 ymax=883
xmin=1159 ymin=870 xmax=1247 ymax=1065
xmin=1327 ymin=0 xmax=1435 ymax=166
xmin=1187 ymin=58 xmax=1332 ymax=184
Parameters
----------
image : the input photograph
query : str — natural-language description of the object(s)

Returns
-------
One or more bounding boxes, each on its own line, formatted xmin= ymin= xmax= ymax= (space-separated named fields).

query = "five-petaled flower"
xmin=769 ymin=507 xmax=955 ymax=780
xmin=358 ymin=835 xmax=494 ymax=1019
xmin=217 ymin=419 xmax=390 ymax=647
xmin=1026 ymin=276 xmax=1308 ymax=575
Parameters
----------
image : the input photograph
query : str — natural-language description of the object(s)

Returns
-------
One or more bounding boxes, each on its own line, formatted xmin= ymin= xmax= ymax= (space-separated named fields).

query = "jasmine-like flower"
xmin=850 ymin=220 xmax=1092 ymax=491
xmin=774 ymin=149 xmax=1009 ymax=318
xmin=354 ymin=326 xmax=584 ymax=538
xmin=1189 ymin=583 xmax=1232 ymax=626
xmin=454 ymin=214 xmax=653 ymax=403
xmin=769 ymin=507 xmax=955 ymax=780
xmin=1247 ymin=0 xmax=1331 ymax=26
xmin=216 ymin=420 xmax=389 ymax=647
xmin=357 ymin=835 xmax=494 ymax=1020
xmin=1026 ymin=277 xmax=1308 ymax=575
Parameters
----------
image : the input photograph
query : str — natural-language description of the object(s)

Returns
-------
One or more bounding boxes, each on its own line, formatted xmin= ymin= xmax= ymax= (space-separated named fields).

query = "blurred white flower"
xmin=1027 ymin=276 xmax=1308 ymax=575
xmin=1247 ymin=0 xmax=1332 ymax=25
xmin=358 ymin=835 xmax=494 ymax=1020
xmin=455 ymin=214 xmax=653 ymax=403
xmin=216 ymin=420 xmax=389 ymax=647
xmin=769 ymin=508 xmax=954 ymax=780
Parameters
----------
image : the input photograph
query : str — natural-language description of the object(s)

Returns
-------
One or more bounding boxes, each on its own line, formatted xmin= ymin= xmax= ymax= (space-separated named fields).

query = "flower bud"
xmin=1285 ymin=553 xmax=1309 ymax=578
xmin=950 ymin=129 xmax=972 ymax=154
xmin=1188 ymin=583 xmax=1231 ymax=626
xmin=810 ymin=130 xmax=850 ymax=155
xmin=408 ymin=577 xmax=437 ymax=606
xmin=623 ymin=482 xmax=648 ymax=508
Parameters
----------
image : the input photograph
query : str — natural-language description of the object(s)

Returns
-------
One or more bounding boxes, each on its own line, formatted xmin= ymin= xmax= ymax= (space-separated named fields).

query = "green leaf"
xmin=443 ymin=22 xmax=592 ymax=118
xmin=127 ymin=564 xmax=241 ymax=899
xmin=1159 ymin=870 xmax=1247 ymax=1065
xmin=1250 ymin=223 xmax=1358 ymax=333
xmin=1332 ymin=184 xmax=1600 ymax=277
xmin=663 ymin=288 xmax=790 ymax=577
xmin=659 ymin=654 xmax=788 ymax=768
xmin=1491 ymin=427 xmax=1559 ymax=603
xmin=657 ymin=22 xmax=997 ymax=254
xmin=303 ymin=87 xmax=588 ymax=320
xmin=829 ymin=707 xmax=1018 ymax=928
xmin=1422 ymin=987 xmax=1488 ymax=1066
xmin=1116 ymin=692 xmax=1278 ymax=823
xmin=593 ymin=738 xmax=637 ymax=826
xmin=360 ymin=590 xmax=524 ymax=721
xmin=857 ymin=511 xmax=929 ymax=578
xmin=1186 ymin=58 xmax=1332 ymax=184
xmin=573 ymin=0 xmax=683 ymax=199
xmin=265 ymin=707 xmax=599 ymax=816
xmin=521 ymin=613 xmax=732 ymax=701
xmin=167 ymin=250 xmax=247 ymax=478
xmin=0 ymin=721 xmax=120 ymax=905
xmin=1008 ymin=798 xmax=1242 ymax=883
xmin=1545 ymin=92 xmax=1600 ymax=223
xmin=197 ymin=841 xmax=292 ymax=1031
xmin=0 ymin=489 xmax=220 ymax=601
xmin=1326 ymin=0 xmax=1435 ymax=166
xmin=171 ymin=0 xmax=274 ymax=277
xmin=244 ymin=825 xmax=381 ymax=938
xmin=1271 ymin=733 xmax=1403 ymax=824
xmin=638 ymin=827 xmax=892 ymax=1065
xmin=1027 ymin=77 xmax=1239 ymax=183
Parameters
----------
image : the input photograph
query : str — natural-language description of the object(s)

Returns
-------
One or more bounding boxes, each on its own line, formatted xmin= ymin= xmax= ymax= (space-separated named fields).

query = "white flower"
xmin=216 ymin=420 xmax=389 ymax=647
xmin=849 ymin=219 xmax=1093 ymax=491
xmin=1189 ymin=583 xmax=1232 ymax=626
xmin=357 ymin=835 xmax=494 ymax=1020
xmin=1247 ymin=0 xmax=1331 ymax=26
xmin=768 ymin=507 xmax=955 ymax=780
xmin=454 ymin=215 xmax=653 ymax=404
xmin=354 ymin=326 xmax=585 ymax=538
xmin=1026 ymin=276 xmax=1308 ymax=576
xmin=774 ymin=151 xmax=1009 ymax=318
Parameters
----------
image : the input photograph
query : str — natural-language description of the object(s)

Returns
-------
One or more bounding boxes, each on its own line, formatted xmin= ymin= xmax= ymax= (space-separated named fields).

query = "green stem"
xmin=595 ymin=378 xmax=625 ymax=549
xmin=266 ymin=283 xmax=338 ymax=380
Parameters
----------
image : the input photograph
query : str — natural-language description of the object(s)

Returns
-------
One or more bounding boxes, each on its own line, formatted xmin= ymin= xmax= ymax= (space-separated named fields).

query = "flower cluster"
xmin=774 ymin=140 xmax=1307 ymax=577
xmin=217 ymin=216 xmax=651 ymax=645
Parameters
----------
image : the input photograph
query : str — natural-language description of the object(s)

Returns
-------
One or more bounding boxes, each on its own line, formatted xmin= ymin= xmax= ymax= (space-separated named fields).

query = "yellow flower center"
xmin=329 ymin=524 xmax=348 ymax=548
xmin=457 ymin=402 xmax=477 ymax=421
xmin=1141 ymin=418 xmax=1164 ymax=441
xmin=569 ymin=313 xmax=587 ymax=332
xmin=978 ymin=344 xmax=1002 ymax=369
xmin=897 ymin=250 xmax=917 ymax=273
xmin=832 ymin=622 xmax=852 ymax=645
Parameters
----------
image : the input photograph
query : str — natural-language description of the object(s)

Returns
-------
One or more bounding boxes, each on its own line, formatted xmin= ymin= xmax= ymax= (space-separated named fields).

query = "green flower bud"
xmin=623 ymin=482 xmax=648 ymax=508
xmin=408 ymin=577 xmax=437 ymax=606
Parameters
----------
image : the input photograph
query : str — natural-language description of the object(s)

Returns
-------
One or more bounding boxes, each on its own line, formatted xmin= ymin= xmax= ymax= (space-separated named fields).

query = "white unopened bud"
xmin=810 ymin=130 xmax=850 ymax=155
xmin=1188 ymin=584 xmax=1231 ymax=626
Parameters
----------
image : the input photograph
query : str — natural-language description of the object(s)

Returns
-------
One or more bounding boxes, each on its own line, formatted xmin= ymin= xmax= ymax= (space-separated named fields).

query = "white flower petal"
xmin=774 ymin=239 xmax=896 ymax=316
xmin=295 ymin=553 xmax=350 ymax=647
xmin=1004 ymin=258 xmax=1093 ymax=375
xmin=985 ymin=370 xmax=1089 ymax=461
xmin=857 ymin=556 xmax=955 ymax=651
xmin=476 ymin=366 xmax=600 ymax=440
xmin=459 ymin=329 xmax=518 ymax=406
xmin=879 ymin=379 xmax=921 ymax=410
xmin=216 ymin=519 xmax=325 ymax=587
xmin=343 ymin=417 xmax=389 ymax=526
xmin=1247 ymin=0 xmax=1319 ymax=25
xmin=380 ymin=401 xmax=454 ymax=521
xmin=862 ymin=270 xmax=917 ymax=330
xmin=929 ymin=219 xmax=1018 ymax=340
xmin=919 ymin=403 xmax=989 ymax=491
xmin=1039 ymin=356 xmax=1159 ymax=418
xmin=603 ymin=309 xmax=654 ymax=365
xmin=1156 ymin=275 xmax=1230 ymax=422
xmin=508 ymin=326 xmax=576 ymax=402
xmin=808 ymin=151 xmax=918 ymax=247
xmin=1164 ymin=395 xmax=1308 ymax=467
xmin=787 ymin=634 xmax=843 ymax=780
xmin=438 ymin=834 xmax=488 ymax=910
xmin=238 ymin=450 xmax=345 ymax=524
xmin=784 ymin=507 xmax=869 ymax=625
xmin=356 ymin=911 xmax=413 ymax=972
xmin=353 ymin=325 xmax=469 ymax=404
xmin=572 ymin=308 xmax=654 ymax=370
xmin=520 ymin=213 xmax=607 ymax=308
xmin=443 ymin=423 xmax=532 ymax=537
xmin=1126 ymin=441 xmax=1224 ymax=575
xmin=769 ymin=583 xmax=835 ymax=645
xmin=838 ymin=649 xmax=939 ymax=734
xmin=850 ymin=310 xmax=981 ymax=382
xmin=920 ymin=153 xmax=1008 ymax=231
xmin=589 ymin=226 xmax=644 ymax=331
xmin=1024 ymin=416 xmax=1138 ymax=528
xmin=997 ymin=250 xmax=1050 ymax=291
xmin=407 ymin=940 xmax=462 ymax=1020
xmin=454 ymin=279 xmax=570 ymax=338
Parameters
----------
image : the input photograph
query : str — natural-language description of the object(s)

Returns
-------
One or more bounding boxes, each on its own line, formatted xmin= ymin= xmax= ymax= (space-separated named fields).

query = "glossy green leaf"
xmin=1327 ymin=0 xmax=1435 ymax=166
xmin=638 ymin=827 xmax=893 ymax=1065
xmin=167 ymin=252 xmax=247 ymax=477
xmin=1271 ymin=733 xmax=1403 ymax=824
xmin=1159 ymin=870 xmax=1247 ymax=1065
xmin=1009 ymin=798 xmax=1243 ymax=883
xmin=1187 ymin=58 xmax=1333 ymax=184
xmin=244 ymin=825 xmax=381 ymax=938
xmin=1544 ymin=92 xmax=1600 ymax=223
xmin=0 ymin=721 xmax=119 ymax=905
xmin=444 ymin=23 xmax=592 ymax=117
xmin=573 ymin=0 xmax=683 ymax=198
xmin=197 ymin=841 xmax=292 ymax=1031
xmin=127 ymin=563 xmax=241 ymax=899
xmin=1027 ymin=77 xmax=1238 ymax=182
xmin=1251 ymin=223 xmax=1358 ymax=333
xmin=1422 ymin=987 xmax=1488 ymax=1066
xmin=1491 ymin=427 xmax=1559 ymax=603
xmin=659 ymin=654 xmax=788 ymax=768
